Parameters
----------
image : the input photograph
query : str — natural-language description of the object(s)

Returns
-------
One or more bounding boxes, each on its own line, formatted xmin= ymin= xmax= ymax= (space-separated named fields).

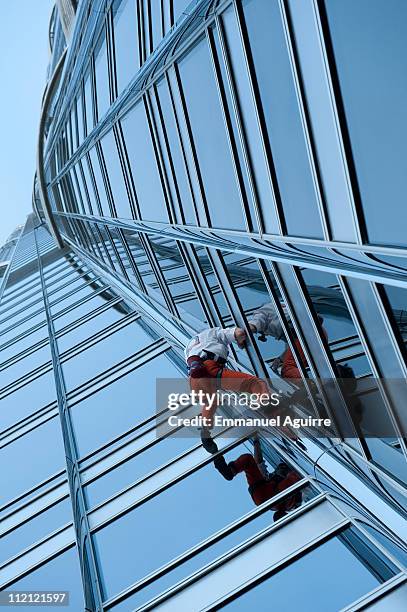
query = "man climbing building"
xmin=185 ymin=326 xmax=269 ymax=452
xmin=212 ymin=435 xmax=302 ymax=521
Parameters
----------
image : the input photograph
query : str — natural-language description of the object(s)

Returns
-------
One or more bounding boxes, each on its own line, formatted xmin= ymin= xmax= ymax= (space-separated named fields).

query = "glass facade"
xmin=1 ymin=0 xmax=406 ymax=610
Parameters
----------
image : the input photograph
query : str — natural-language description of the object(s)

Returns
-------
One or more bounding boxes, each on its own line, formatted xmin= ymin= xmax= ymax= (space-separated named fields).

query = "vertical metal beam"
xmin=33 ymin=225 xmax=104 ymax=612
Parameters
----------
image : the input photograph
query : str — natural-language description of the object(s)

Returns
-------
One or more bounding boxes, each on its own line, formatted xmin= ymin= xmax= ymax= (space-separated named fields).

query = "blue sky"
xmin=0 ymin=0 xmax=55 ymax=247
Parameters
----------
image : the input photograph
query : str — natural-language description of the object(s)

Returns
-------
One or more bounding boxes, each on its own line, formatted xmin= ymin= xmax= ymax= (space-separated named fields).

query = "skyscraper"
xmin=1 ymin=0 xmax=406 ymax=610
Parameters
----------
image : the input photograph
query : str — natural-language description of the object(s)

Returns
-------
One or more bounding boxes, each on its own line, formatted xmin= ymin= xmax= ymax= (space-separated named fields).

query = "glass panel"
xmin=0 ymin=418 xmax=65 ymax=505
xmin=81 ymin=155 xmax=99 ymax=214
xmin=178 ymin=37 xmax=245 ymax=230
xmin=62 ymin=319 xmax=154 ymax=391
xmin=88 ymin=146 xmax=111 ymax=216
xmin=50 ymin=282 xmax=108 ymax=314
xmin=324 ymin=0 xmax=407 ymax=247
xmin=173 ymin=0 xmax=190 ymax=23
xmin=85 ymin=432 xmax=194 ymax=508
xmin=94 ymin=440 xmax=303 ymax=600
xmin=241 ymin=0 xmax=323 ymax=238
xmin=53 ymin=293 xmax=114 ymax=331
xmin=94 ymin=31 xmax=110 ymax=121
xmin=57 ymin=305 xmax=125 ymax=355
xmin=70 ymin=352 xmax=177 ymax=456
xmin=1 ymin=499 xmax=72 ymax=565
xmin=113 ymin=0 xmax=140 ymax=96
xmin=0 ymin=370 xmax=56 ymax=431
xmin=224 ymin=529 xmax=395 ymax=611
xmin=155 ymin=77 xmax=196 ymax=224
xmin=147 ymin=235 xmax=206 ymax=321
xmin=0 ymin=313 xmax=46 ymax=348
xmin=121 ymin=100 xmax=168 ymax=222
xmin=0 ymin=326 xmax=48 ymax=365
xmin=9 ymin=547 xmax=84 ymax=610
xmin=84 ymin=70 xmax=94 ymax=136
xmin=0 ymin=343 xmax=51 ymax=391
xmin=150 ymin=0 xmax=162 ymax=51
xmin=382 ymin=285 xmax=407 ymax=351
xmin=193 ymin=246 xmax=229 ymax=319
xmin=99 ymin=130 xmax=133 ymax=218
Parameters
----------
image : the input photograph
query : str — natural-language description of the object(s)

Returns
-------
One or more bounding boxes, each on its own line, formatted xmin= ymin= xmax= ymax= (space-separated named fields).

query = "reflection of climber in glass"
xmin=248 ymin=302 xmax=327 ymax=379
xmin=212 ymin=436 xmax=302 ymax=522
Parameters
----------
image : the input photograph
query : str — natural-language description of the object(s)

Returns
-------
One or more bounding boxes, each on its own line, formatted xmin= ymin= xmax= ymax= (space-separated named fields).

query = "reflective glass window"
xmin=241 ymin=0 xmax=323 ymax=238
xmin=99 ymin=130 xmax=133 ymax=218
xmin=80 ymin=155 xmax=98 ymax=214
xmin=94 ymin=31 xmax=110 ymax=121
xmin=178 ymin=38 xmax=245 ymax=230
xmin=9 ymin=547 xmax=84 ymax=610
xmin=155 ymin=77 xmax=196 ymax=224
xmin=57 ymin=305 xmax=124 ymax=355
xmin=85 ymin=432 xmax=194 ymax=508
xmin=0 ymin=417 xmax=64 ymax=505
xmin=147 ymin=235 xmax=206 ymax=321
xmin=53 ymin=292 xmax=114 ymax=331
xmin=113 ymin=0 xmax=140 ymax=96
xmin=62 ymin=319 xmax=154 ymax=391
xmin=84 ymin=69 xmax=94 ymax=136
xmin=121 ymin=100 xmax=168 ymax=222
xmin=93 ymin=441 xmax=302 ymax=599
xmin=324 ymin=0 xmax=407 ymax=247
xmin=88 ymin=146 xmax=111 ymax=216
xmin=381 ymin=284 xmax=407 ymax=352
xmin=0 ymin=371 xmax=56 ymax=431
xmin=0 ymin=326 xmax=48 ymax=365
xmin=173 ymin=0 xmax=190 ymax=23
xmin=0 ymin=313 xmax=46 ymax=348
xmin=50 ymin=281 xmax=108 ymax=314
xmin=69 ymin=351 xmax=175 ymax=456
xmin=224 ymin=529 xmax=395 ymax=612
xmin=1 ymin=498 xmax=72 ymax=565
xmin=0 ymin=343 xmax=51 ymax=391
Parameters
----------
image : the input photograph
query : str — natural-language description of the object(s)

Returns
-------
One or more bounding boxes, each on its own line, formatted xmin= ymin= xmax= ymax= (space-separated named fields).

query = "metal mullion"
xmin=144 ymin=89 xmax=177 ymax=224
xmin=84 ymin=151 xmax=104 ymax=217
xmin=0 ymin=468 xmax=67 ymax=517
xmin=89 ymin=219 xmax=116 ymax=269
xmin=177 ymin=241 xmax=220 ymax=327
xmin=0 ymin=357 xmax=53 ymax=400
xmin=140 ymin=233 xmax=178 ymax=315
xmin=0 ymin=519 xmax=74 ymax=575
xmin=313 ymin=0 xmax=365 ymax=244
xmin=164 ymin=69 xmax=201 ymax=225
xmin=0 ymin=295 xmax=44 ymax=327
xmin=171 ymin=62 xmax=211 ymax=227
xmin=206 ymin=25 xmax=253 ymax=234
xmin=94 ymin=141 xmax=116 ymax=217
xmin=213 ymin=13 xmax=265 ymax=235
xmin=278 ymin=0 xmax=331 ymax=240
xmin=75 ymin=215 xmax=102 ymax=259
xmin=103 ymin=225 xmax=129 ymax=279
xmin=111 ymin=121 xmax=140 ymax=219
xmin=231 ymin=0 xmax=285 ymax=235
xmin=0 ymin=482 xmax=69 ymax=540
xmin=33 ymin=227 xmax=104 ymax=610
xmin=116 ymin=228 xmax=146 ymax=290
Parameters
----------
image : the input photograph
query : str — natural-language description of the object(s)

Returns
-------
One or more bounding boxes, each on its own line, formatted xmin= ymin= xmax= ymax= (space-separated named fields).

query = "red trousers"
xmin=231 ymin=453 xmax=300 ymax=508
xmin=189 ymin=360 xmax=269 ymax=425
